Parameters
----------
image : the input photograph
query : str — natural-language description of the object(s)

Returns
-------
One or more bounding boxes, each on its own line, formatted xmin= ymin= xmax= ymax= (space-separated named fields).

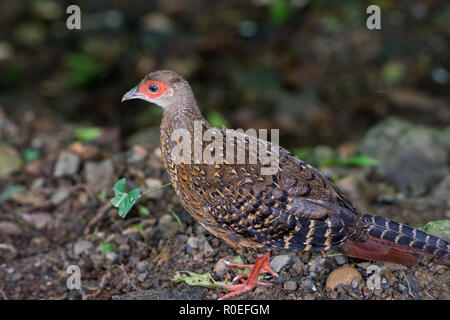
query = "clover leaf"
xmin=111 ymin=178 xmax=141 ymax=218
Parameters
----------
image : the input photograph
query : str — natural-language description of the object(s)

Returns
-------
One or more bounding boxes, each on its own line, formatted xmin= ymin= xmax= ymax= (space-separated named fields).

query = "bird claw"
xmin=219 ymin=251 xmax=275 ymax=300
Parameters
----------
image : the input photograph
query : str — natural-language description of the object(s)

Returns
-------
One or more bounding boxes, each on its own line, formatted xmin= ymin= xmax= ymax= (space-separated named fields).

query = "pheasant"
xmin=122 ymin=70 xmax=450 ymax=300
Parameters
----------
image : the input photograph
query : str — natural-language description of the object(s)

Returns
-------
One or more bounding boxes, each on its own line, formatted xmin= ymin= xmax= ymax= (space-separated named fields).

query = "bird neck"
xmin=160 ymin=100 xmax=211 ymax=159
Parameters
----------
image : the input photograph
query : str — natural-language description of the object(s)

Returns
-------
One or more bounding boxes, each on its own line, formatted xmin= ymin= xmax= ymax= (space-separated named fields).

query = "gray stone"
xmin=0 ymin=221 xmax=21 ymax=236
xmin=137 ymin=261 xmax=148 ymax=273
xmin=50 ymin=186 xmax=70 ymax=205
xmin=284 ymin=281 xmax=298 ymax=291
xmin=144 ymin=178 xmax=164 ymax=199
xmin=106 ymin=251 xmax=118 ymax=262
xmin=0 ymin=144 xmax=23 ymax=177
xmin=334 ymin=255 xmax=348 ymax=265
xmin=270 ymin=255 xmax=291 ymax=273
xmin=214 ymin=258 xmax=228 ymax=276
xmin=358 ymin=117 xmax=449 ymax=189
xmin=54 ymin=152 xmax=80 ymax=177
xmin=84 ymin=159 xmax=114 ymax=193
xmin=74 ymin=240 xmax=93 ymax=256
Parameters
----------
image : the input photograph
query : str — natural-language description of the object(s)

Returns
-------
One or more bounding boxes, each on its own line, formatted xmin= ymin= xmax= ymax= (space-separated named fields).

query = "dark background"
xmin=1 ymin=0 xmax=448 ymax=148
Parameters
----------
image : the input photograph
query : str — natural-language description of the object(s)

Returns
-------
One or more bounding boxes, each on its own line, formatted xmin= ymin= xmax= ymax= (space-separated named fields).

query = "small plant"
xmin=173 ymin=271 xmax=232 ymax=289
xmin=111 ymin=178 xmax=171 ymax=218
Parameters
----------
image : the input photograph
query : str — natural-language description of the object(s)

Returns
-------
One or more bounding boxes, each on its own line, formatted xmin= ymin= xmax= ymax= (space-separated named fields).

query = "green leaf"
xmin=0 ymin=185 xmax=26 ymax=202
xmin=320 ymin=155 xmax=378 ymax=167
xmin=269 ymin=0 xmax=291 ymax=24
xmin=418 ymin=220 xmax=450 ymax=239
xmin=74 ymin=127 xmax=102 ymax=142
xmin=137 ymin=205 xmax=150 ymax=217
xmin=173 ymin=271 xmax=232 ymax=289
xmin=98 ymin=189 xmax=107 ymax=202
xmin=206 ymin=111 xmax=229 ymax=128
xmin=99 ymin=241 xmax=117 ymax=254
xmin=130 ymin=223 xmax=144 ymax=234
xmin=23 ymin=148 xmax=39 ymax=162
xmin=111 ymin=178 xmax=141 ymax=218
xmin=382 ymin=62 xmax=405 ymax=86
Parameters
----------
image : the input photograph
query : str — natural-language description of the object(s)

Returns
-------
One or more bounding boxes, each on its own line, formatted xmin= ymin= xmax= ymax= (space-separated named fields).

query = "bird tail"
xmin=346 ymin=214 xmax=450 ymax=265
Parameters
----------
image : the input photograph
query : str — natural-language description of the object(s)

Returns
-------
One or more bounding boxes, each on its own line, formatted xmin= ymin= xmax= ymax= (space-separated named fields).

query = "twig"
xmin=0 ymin=243 xmax=17 ymax=255
xmin=0 ymin=287 xmax=8 ymax=300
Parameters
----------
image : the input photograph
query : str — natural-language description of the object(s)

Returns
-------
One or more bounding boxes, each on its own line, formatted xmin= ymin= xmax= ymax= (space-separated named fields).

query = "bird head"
xmin=121 ymin=70 xmax=193 ymax=109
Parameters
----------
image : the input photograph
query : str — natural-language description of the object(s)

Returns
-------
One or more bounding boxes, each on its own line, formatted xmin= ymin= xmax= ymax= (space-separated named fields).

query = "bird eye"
xmin=148 ymin=84 xmax=159 ymax=93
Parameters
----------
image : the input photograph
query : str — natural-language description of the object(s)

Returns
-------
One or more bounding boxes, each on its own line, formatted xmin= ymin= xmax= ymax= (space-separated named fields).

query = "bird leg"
xmin=219 ymin=251 xmax=276 ymax=300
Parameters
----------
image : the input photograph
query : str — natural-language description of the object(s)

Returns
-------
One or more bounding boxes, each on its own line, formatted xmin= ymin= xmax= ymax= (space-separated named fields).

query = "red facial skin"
xmin=138 ymin=80 xmax=169 ymax=99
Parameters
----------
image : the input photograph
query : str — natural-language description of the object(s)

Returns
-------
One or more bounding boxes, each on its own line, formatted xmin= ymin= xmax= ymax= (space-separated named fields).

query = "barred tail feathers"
xmin=346 ymin=214 xmax=450 ymax=265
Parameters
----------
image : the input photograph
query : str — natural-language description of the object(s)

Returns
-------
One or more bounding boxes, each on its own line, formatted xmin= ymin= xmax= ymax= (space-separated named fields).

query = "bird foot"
xmin=219 ymin=251 xmax=276 ymax=300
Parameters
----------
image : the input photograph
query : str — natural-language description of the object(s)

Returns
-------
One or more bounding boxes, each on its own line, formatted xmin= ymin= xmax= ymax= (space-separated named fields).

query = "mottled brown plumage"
xmin=122 ymin=70 xmax=450 ymax=299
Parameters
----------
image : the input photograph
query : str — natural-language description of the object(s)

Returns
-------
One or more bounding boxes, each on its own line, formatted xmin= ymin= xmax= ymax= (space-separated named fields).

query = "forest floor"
xmin=0 ymin=109 xmax=449 ymax=300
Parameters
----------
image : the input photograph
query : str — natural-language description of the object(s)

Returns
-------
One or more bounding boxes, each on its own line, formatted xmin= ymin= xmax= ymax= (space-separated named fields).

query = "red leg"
xmin=219 ymin=251 xmax=276 ymax=300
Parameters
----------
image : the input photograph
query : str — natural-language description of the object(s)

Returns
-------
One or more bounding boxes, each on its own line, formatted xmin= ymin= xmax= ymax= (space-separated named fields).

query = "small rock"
xmin=74 ymin=240 xmax=93 ymax=256
xmin=284 ymin=281 xmax=297 ymax=291
xmin=84 ymin=159 xmax=114 ymax=193
xmin=270 ymin=255 xmax=291 ymax=273
xmin=326 ymin=266 xmax=362 ymax=290
xmin=0 ymin=221 xmax=21 ymax=235
xmin=0 ymin=144 xmax=23 ymax=177
xmin=334 ymin=255 xmax=348 ymax=265
xmin=397 ymin=283 xmax=407 ymax=293
xmin=50 ymin=186 xmax=70 ymax=205
xmin=158 ymin=214 xmax=173 ymax=226
xmin=32 ymin=236 xmax=48 ymax=246
xmin=214 ymin=258 xmax=228 ymax=276
xmin=406 ymin=273 xmax=422 ymax=292
xmin=351 ymin=277 xmax=360 ymax=289
xmin=292 ymin=261 xmax=304 ymax=275
xmin=137 ymin=261 xmax=148 ymax=273
xmin=202 ymin=240 xmax=214 ymax=257
xmin=145 ymin=178 xmax=164 ymax=199
xmin=187 ymin=236 xmax=201 ymax=249
xmin=54 ymin=152 xmax=80 ymax=177
xmin=106 ymin=251 xmax=118 ymax=262
xmin=301 ymin=278 xmax=317 ymax=292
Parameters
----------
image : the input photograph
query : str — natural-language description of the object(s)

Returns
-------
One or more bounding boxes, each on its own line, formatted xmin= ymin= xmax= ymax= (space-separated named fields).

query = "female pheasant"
xmin=122 ymin=70 xmax=450 ymax=300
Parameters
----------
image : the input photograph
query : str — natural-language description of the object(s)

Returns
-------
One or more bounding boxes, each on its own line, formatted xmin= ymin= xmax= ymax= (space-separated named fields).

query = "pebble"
xmin=291 ymin=261 xmax=304 ymax=276
xmin=54 ymin=152 xmax=80 ymax=177
xmin=106 ymin=251 xmax=118 ymax=262
xmin=334 ymin=255 xmax=348 ymax=265
xmin=0 ymin=221 xmax=22 ymax=235
xmin=145 ymin=178 xmax=164 ymax=199
xmin=74 ymin=240 xmax=93 ymax=256
xmin=137 ymin=261 xmax=148 ymax=273
xmin=407 ymin=273 xmax=422 ymax=292
xmin=202 ymin=240 xmax=214 ymax=257
xmin=270 ymin=255 xmax=291 ymax=273
xmin=351 ymin=277 xmax=360 ymax=289
xmin=32 ymin=236 xmax=48 ymax=246
xmin=326 ymin=266 xmax=362 ymax=290
xmin=0 ymin=144 xmax=23 ymax=177
xmin=284 ymin=281 xmax=297 ymax=291
xmin=214 ymin=258 xmax=228 ymax=276
xmin=301 ymin=279 xmax=317 ymax=292
xmin=158 ymin=214 xmax=173 ymax=226
xmin=187 ymin=236 xmax=201 ymax=249
xmin=84 ymin=159 xmax=114 ymax=193
xmin=50 ymin=186 xmax=70 ymax=205
xmin=397 ymin=283 xmax=407 ymax=293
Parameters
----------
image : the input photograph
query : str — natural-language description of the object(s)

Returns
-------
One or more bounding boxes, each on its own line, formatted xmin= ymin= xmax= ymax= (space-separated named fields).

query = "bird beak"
xmin=122 ymin=86 xmax=141 ymax=102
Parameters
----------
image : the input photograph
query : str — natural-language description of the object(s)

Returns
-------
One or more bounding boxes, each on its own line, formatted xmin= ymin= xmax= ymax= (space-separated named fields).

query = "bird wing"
xmin=191 ymin=129 xmax=358 ymax=251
